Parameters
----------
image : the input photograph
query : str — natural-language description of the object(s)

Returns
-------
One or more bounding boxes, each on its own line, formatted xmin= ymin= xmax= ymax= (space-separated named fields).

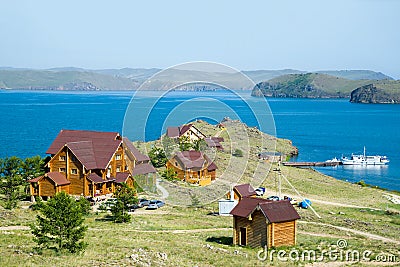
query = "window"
xmin=59 ymin=155 xmax=66 ymax=161
xmin=71 ymin=168 xmax=78 ymax=174
xmin=175 ymin=162 xmax=178 ymax=167
xmin=116 ymin=154 xmax=121 ymax=160
xmin=59 ymin=168 xmax=66 ymax=172
xmin=116 ymin=166 xmax=121 ymax=172
xmin=70 ymin=155 xmax=77 ymax=162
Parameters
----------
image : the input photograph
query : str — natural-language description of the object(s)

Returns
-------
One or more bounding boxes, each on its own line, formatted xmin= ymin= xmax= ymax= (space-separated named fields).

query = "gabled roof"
xmin=166 ymin=127 xmax=180 ymax=138
xmin=86 ymin=173 xmax=104 ymax=184
xmin=47 ymin=129 xmax=120 ymax=155
xmin=66 ymin=139 xmax=122 ymax=170
xmin=230 ymin=197 xmax=269 ymax=217
xmin=230 ymin=197 xmax=300 ymax=223
xmin=179 ymin=124 xmax=193 ymax=135
xmin=173 ymin=151 xmax=217 ymax=171
xmin=234 ymin=183 xmax=257 ymax=198
xmin=28 ymin=175 xmax=43 ymax=183
xmin=115 ymin=172 xmax=131 ymax=183
xmin=205 ymin=137 xmax=224 ymax=149
xmin=132 ymin=163 xmax=157 ymax=175
xmin=45 ymin=172 xmax=70 ymax=186
xmin=123 ymin=137 xmax=150 ymax=162
xmin=207 ymin=161 xmax=218 ymax=171
xmin=166 ymin=124 xmax=205 ymax=139
xmin=259 ymin=200 xmax=301 ymax=223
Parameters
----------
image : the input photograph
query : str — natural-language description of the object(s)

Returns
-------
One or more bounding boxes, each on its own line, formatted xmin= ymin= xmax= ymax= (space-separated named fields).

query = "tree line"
xmin=0 ymin=155 xmax=47 ymax=209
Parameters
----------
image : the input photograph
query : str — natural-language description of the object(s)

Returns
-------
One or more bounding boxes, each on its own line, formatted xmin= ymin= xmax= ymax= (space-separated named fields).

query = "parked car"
xmin=299 ymin=199 xmax=312 ymax=209
xmin=146 ymin=200 xmax=165 ymax=210
xmin=138 ymin=198 xmax=150 ymax=208
xmin=255 ymin=187 xmax=265 ymax=196
xmin=267 ymin=195 xmax=280 ymax=201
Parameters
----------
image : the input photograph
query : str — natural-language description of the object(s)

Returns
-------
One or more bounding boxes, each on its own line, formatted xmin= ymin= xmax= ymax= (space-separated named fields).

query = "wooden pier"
xmin=283 ymin=161 xmax=342 ymax=167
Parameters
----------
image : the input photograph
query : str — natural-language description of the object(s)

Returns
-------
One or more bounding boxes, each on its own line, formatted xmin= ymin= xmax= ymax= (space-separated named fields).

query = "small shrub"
xmin=232 ymin=148 xmax=243 ymax=157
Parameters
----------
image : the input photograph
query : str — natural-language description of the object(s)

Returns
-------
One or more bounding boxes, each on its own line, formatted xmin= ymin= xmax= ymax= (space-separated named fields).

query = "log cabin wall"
xmin=39 ymin=177 xmax=56 ymax=196
xmin=57 ymin=184 xmax=70 ymax=194
xmin=67 ymin=153 xmax=85 ymax=195
xmin=269 ymin=221 xmax=296 ymax=247
xmin=233 ymin=210 xmax=267 ymax=248
xmin=114 ymin=145 xmax=124 ymax=174
xmin=49 ymin=147 xmax=68 ymax=173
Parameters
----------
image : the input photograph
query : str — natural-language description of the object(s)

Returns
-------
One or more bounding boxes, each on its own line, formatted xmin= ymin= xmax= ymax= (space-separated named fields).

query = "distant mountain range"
xmin=0 ymin=67 xmax=393 ymax=91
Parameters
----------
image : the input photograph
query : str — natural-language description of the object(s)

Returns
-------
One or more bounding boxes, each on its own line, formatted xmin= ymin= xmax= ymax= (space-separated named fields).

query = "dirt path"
xmin=0 ymin=226 xmax=30 ymax=231
xmin=263 ymin=188 xmax=381 ymax=210
xmin=310 ymin=199 xmax=381 ymax=211
xmin=87 ymin=227 xmax=232 ymax=234
xmin=299 ymin=221 xmax=400 ymax=245
xmin=156 ymin=179 xmax=169 ymax=199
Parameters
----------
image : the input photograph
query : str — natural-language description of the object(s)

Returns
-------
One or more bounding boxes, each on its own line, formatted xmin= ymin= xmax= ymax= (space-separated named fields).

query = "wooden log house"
xmin=166 ymin=150 xmax=217 ymax=186
xmin=166 ymin=123 xmax=206 ymax=142
xmin=230 ymin=197 xmax=300 ymax=248
xmin=226 ymin=183 xmax=258 ymax=201
xmin=28 ymin=130 xmax=156 ymax=199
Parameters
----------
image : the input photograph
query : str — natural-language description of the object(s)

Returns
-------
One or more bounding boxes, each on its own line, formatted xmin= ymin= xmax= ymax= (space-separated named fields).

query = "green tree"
xmin=192 ymin=139 xmax=207 ymax=152
xmin=111 ymin=183 xmax=137 ymax=223
xmin=161 ymin=168 xmax=178 ymax=181
xmin=21 ymin=155 xmax=46 ymax=195
xmin=30 ymin=192 xmax=88 ymax=253
xmin=0 ymin=156 xmax=24 ymax=209
xmin=179 ymin=136 xmax=192 ymax=151
xmin=232 ymin=148 xmax=244 ymax=157
xmin=148 ymin=146 xmax=167 ymax=168
xmin=161 ymin=136 xmax=177 ymax=158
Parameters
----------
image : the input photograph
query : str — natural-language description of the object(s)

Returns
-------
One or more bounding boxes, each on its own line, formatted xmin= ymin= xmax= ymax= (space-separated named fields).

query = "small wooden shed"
xmin=29 ymin=171 xmax=70 ymax=197
xmin=227 ymin=183 xmax=257 ymax=201
xmin=230 ymin=197 xmax=300 ymax=248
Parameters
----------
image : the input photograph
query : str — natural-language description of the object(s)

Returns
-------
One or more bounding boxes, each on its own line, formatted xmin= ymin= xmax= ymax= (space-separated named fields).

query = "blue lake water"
xmin=1 ymin=90 xmax=399 ymax=191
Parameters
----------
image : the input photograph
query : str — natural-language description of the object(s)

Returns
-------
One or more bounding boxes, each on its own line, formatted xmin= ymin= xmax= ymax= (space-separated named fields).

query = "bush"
xmin=162 ymin=168 xmax=178 ymax=181
xmin=232 ymin=148 xmax=244 ymax=157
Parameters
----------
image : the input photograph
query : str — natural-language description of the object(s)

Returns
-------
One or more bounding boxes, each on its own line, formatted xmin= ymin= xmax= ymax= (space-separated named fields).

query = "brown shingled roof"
xmin=174 ymin=151 xmax=217 ymax=171
xmin=166 ymin=127 xmax=180 ymax=138
xmin=28 ymin=175 xmax=43 ymax=183
xmin=230 ymin=197 xmax=270 ymax=217
xmin=46 ymin=172 xmax=70 ymax=186
xmin=47 ymin=129 xmax=120 ymax=155
xmin=123 ymin=137 xmax=150 ymax=163
xmin=47 ymin=130 xmax=122 ymax=170
xmin=132 ymin=163 xmax=157 ymax=175
xmin=178 ymin=124 xmax=192 ymax=135
xmin=234 ymin=183 xmax=257 ymax=198
xmin=230 ymin=197 xmax=300 ymax=223
xmin=115 ymin=172 xmax=131 ymax=183
xmin=86 ymin=173 xmax=104 ymax=184
xmin=259 ymin=200 xmax=301 ymax=223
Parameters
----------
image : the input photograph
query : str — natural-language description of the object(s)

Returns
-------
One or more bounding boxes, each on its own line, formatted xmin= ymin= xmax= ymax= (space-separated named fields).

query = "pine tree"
xmin=21 ymin=155 xmax=46 ymax=196
xmin=111 ymin=183 xmax=137 ymax=223
xmin=30 ymin=192 xmax=88 ymax=253
xmin=0 ymin=156 xmax=24 ymax=209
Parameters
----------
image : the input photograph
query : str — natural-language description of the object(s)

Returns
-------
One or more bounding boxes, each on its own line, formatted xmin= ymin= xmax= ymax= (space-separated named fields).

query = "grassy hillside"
xmin=252 ymin=73 xmax=380 ymax=98
xmin=350 ymin=81 xmax=400 ymax=103
xmin=0 ymin=70 xmax=138 ymax=90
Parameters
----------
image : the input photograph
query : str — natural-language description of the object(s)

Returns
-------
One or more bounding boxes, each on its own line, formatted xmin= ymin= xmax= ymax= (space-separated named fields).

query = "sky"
xmin=1 ymin=0 xmax=399 ymax=78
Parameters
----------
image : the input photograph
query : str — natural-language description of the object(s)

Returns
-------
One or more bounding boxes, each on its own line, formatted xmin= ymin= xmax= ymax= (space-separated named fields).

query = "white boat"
xmin=341 ymin=147 xmax=389 ymax=165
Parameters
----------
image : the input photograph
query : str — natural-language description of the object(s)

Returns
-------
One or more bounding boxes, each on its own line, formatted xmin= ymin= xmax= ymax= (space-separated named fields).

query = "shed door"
xmin=240 ymin=227 xmax=247 ymax=246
